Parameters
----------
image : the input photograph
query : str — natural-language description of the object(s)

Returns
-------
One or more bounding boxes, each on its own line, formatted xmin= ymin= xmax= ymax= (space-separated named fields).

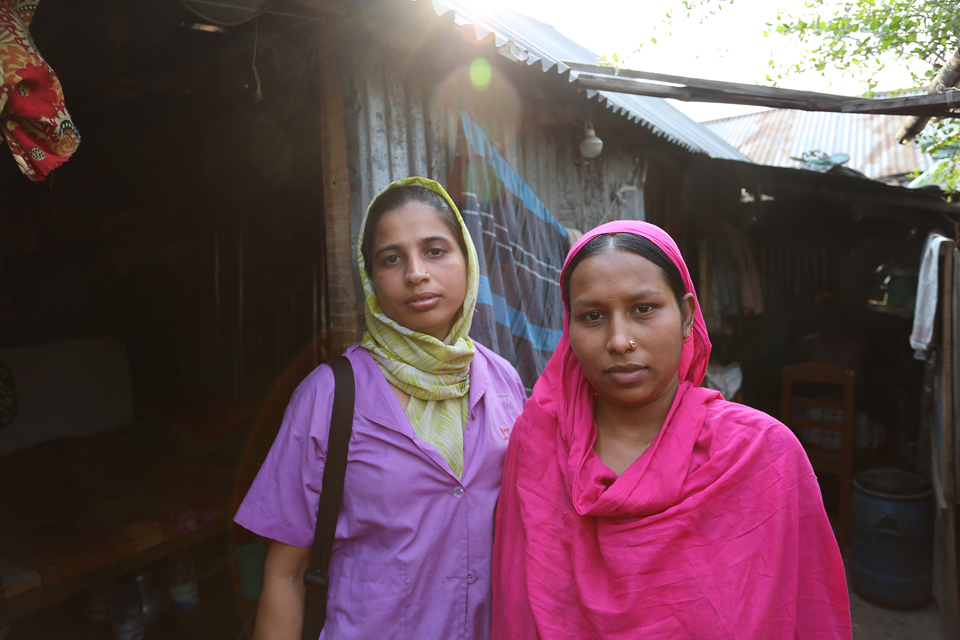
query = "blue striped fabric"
xmin=460 ymin=112 xmax=569 ymax=392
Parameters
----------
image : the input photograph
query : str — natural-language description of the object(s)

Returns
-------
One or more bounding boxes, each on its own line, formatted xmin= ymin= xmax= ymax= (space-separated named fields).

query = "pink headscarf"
xmin=548 ymin=220 xmax=711 ymax=425
xmin=493 ymin=221 xmax=850 ymax=639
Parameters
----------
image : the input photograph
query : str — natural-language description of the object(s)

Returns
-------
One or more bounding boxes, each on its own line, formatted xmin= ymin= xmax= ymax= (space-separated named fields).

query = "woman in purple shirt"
xmin=235 ymin=177 xmax=527 ymax=640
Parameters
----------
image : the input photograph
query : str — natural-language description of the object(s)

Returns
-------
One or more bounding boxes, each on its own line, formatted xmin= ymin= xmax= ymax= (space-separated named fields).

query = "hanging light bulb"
xmin=579 ymin=121 xmax=603 ymax=159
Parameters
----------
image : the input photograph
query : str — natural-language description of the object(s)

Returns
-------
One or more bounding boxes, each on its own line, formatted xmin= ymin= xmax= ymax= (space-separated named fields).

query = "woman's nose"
xmin=405 ymin=256 xmax=430 ymax=283
xmin=607 ymin=317 xmax=635 ymax=354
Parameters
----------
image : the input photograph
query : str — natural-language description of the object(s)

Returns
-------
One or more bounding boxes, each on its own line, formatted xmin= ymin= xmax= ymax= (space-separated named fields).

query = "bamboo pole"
xmin=897 ymin=47 xmax=960 ymax=143
xmin=574 ymin=73 xmax=845 ymax=111
xmin=841 ymin=92 xmax=960 ymax=116
xmin=570 ymin=64 xmax=960 ymax=118
xmin=564 ymin=61 xmax=849 ymax=106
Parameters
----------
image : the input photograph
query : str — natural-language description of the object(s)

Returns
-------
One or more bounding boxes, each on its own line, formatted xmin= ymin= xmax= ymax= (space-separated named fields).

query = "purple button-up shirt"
xmin=235 ymin=343 xmax=526 ymax=640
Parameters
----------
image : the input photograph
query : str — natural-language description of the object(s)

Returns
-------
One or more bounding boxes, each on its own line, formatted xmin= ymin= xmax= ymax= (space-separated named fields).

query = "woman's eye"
xmin=582 ymin=311 xmax=603 ymax=322
xmin=427 ymin=247 xmax=447 ymax=257
xmin=633 ymin=304 xmax=655 ymax=314
xmin=382 ymin=255 xmax=401 ymax=266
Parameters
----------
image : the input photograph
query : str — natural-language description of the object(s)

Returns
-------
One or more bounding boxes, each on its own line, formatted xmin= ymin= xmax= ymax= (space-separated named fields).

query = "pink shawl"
xmin=493 ymin=221 xmax=850 ymax=639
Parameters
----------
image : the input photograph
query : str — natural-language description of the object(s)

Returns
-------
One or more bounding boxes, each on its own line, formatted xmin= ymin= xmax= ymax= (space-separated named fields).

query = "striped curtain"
xmin=457 ymin=111 xmax=569 ymax=393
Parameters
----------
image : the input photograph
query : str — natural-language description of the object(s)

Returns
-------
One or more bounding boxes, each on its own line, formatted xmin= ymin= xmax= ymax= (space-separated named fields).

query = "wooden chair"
xmin=780 ymin=363 xmax=856 ymax=550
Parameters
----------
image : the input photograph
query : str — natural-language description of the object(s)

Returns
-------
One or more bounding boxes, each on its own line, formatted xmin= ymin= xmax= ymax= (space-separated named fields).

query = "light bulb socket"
xmin=580 ymin=120 xmax=603 ymax=159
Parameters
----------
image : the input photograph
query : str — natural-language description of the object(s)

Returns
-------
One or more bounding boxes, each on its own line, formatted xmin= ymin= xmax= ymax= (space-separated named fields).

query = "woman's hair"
xmin=361 ymin=185 xmax=468 ymax=268
xmin=563 ymin=233 xmax=686 ymax=310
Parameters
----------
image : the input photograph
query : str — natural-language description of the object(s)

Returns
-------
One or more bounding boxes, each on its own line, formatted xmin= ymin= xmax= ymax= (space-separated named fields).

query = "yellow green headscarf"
xmin=358 ymin=177 xmax=479 ymax=477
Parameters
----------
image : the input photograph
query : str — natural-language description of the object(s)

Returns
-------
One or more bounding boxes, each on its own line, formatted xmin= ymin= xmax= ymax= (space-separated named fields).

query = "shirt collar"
xmin=348 ymin=346 xmax=488 ymax=427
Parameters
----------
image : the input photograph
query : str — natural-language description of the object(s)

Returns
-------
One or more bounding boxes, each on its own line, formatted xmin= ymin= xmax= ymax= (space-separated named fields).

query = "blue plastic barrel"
xmin=849 ymin=468 xmax=934 ymax=609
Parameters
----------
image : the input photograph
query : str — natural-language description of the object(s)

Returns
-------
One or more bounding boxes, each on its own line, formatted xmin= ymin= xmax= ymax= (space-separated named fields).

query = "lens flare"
xmin=469 ymin=58 xmax=493 ymax=91
xmin=433 ymin=61 xmax=523 ymax=158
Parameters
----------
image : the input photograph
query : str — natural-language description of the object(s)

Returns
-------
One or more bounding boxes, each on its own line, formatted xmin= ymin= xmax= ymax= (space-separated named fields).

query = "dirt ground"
xmin=849 ymin=575 xmax=941 ymax=640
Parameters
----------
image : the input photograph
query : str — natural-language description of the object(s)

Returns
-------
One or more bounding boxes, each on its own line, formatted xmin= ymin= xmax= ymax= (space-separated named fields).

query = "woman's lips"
xmin=604 ymin=363 xmax=647 ymax=384
xmin=406 ymin=292 xmax=440 ymax=311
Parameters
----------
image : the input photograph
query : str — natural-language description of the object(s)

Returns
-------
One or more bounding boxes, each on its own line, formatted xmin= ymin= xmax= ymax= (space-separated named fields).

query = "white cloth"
xmin=703 ymin=361 xmax=743 ymax=399
xmin=911 ymin=233 xmax=950 ymax=359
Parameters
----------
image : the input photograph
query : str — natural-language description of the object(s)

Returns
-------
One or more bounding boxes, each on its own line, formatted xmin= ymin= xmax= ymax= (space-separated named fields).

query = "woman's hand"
xmin=252 ymin=540 xmax=312 ymax=640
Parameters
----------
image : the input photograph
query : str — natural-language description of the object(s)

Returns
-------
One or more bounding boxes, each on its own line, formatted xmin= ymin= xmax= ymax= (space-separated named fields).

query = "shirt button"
xmin=466 ymin=571 xmax=477 ymax=584
xmin=452 ymin=487 xmax=465 ymax=498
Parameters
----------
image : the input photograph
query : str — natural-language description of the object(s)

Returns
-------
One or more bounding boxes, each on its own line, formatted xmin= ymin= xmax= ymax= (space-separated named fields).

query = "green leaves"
xmin=748 ymin=0 xmax=955 ymax=92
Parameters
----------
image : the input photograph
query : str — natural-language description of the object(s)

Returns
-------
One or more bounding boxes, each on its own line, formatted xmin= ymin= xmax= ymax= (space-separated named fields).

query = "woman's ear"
xmin=681 ymin=293 xmax=696 ymax=339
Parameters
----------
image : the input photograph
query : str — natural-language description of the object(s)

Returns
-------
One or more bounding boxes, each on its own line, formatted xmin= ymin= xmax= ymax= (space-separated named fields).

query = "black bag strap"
xmin=302 ymin=356 xmax=354 ymax=640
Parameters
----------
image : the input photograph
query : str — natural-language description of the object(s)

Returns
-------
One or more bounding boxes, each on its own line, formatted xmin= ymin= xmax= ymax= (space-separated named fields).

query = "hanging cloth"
xmin=722 ymin=220 xmax=765 ymax=315
xmin=0 ymin=0 xmax=80 ymax=180
xmin=457 ymin=111 xmax=568 ymax=392
xmin=699 ymin=231 xmax=739 ymax=333
xmin=910 ymin=232 xmax=952 ymax=359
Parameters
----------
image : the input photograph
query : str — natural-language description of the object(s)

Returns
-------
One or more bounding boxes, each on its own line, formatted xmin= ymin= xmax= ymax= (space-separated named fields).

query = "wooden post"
xmin=318 ymin=35 xmax=359 ymax=356
xmin=939 ymin=241 xmax=960 ymax=638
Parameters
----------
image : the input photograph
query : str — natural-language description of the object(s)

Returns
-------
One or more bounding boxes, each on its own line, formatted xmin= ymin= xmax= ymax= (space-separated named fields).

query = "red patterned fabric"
xmin=0 ymin=0 xmax=79 ymax=180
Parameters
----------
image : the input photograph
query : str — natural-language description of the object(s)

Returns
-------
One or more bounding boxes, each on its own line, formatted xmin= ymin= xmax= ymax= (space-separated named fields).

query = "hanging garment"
xmin=698 ymin=231 xmax=739 ymax=333
xmin=910 ymin=232 xmax=958 ymax=359
xmin=0 ymin=0 xmax=79 ymax=180
xmin=722 ymin=221 xmax=765 ymax=315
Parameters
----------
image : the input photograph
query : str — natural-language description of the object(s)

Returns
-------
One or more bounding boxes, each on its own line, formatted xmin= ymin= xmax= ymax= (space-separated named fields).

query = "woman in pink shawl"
xmin=493 ymin=221 xmax=851 ymax=639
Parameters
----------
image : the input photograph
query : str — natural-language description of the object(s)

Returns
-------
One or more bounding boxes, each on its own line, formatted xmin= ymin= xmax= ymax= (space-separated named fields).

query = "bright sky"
xmin=470 ymin=0 xmax=922 ymax=122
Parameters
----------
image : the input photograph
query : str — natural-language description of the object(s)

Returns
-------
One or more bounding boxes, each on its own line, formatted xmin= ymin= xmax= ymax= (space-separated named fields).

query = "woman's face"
xmin=368 ymin=202 xmax=468 ymax=340
xmin=567 ymin=249 xmax=694 ymax=411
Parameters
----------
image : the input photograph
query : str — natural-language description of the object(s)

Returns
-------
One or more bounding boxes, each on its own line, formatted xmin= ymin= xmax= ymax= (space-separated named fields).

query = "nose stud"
xmin=628 ymin=340 xmax=637 ymax=349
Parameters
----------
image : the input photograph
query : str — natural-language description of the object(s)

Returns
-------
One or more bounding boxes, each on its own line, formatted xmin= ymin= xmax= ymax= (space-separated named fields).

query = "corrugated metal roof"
xmin=703 ymin=108 xmax=935 ymax=180
xmin=420 ymin=0 xmax=751 ymax=162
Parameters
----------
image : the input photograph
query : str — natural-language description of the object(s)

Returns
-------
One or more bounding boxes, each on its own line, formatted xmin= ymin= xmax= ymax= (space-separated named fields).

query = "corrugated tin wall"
xmin=505 ymin=111 xmax=648 ymax=233
xmin=341 ymin=43 xmax=650 ymax=265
